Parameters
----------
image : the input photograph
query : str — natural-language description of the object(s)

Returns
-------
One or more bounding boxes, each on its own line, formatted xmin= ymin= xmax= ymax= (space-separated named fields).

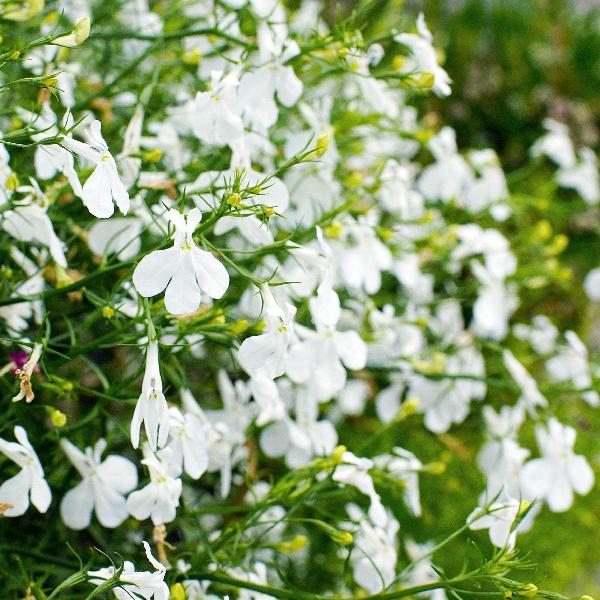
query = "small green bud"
xmin=169 ymin=582 xmax=186 ymax=600
xmin=228 ymin=319 xmax=249 ymax=335
xmin=102 ymin=306 xmax=115 ymax=319
xmin=324 ymin=221 xmax=342 ymax=239
xmin=226 ymin=192 xmax=242 ymax=207
xmin=313 ymin=132 xmax=331 ymax=158
xmin=182 ymin=47 xmax=202 ymax=65
xmin=143 ymin=148 xmax=163 ymax=163
xmin=274 ymin=534 xmax=308 ymax=553
xmin=50 ymin=409 xmax=67 ymax=428
xmin=414 ymin=71 xmax=435 ymax=90
xmin=517 ymin=583 xmax=538 ymax=598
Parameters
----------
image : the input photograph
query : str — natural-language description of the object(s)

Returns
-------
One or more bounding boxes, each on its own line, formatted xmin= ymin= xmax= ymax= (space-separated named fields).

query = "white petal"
xmin=133 ymin=248 xmax=180 ymax=297
xmin=190 ymin=247 xmax=229 ymax=299
xmin=0 ymin=469 xmax=31 ymax=516
xmin=82 ymin=163 xmax=115 ymax=218
xmin=60 ymin=479 xmax=94 ymax=529
xmin=164 ymin=254 xmax=202 ymax=315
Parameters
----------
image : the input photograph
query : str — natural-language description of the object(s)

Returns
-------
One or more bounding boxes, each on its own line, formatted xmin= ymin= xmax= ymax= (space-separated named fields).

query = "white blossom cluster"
xmin=0 ymin=1 xmax=598 ymax=598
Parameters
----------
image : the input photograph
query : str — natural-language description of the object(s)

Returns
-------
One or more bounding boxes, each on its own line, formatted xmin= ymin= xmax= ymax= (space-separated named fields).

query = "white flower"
xmin=192 ymin=71 xmax=244 ymax=146
xmin=133 ymin=208 xmax=229 ymax=316
xmin=468 ymin=499 xmax=521 ymax=549
xmin=584 ymin=267 xmax=600 ymax=301
xmin=347 ymin=503 xmax=399 ymax=593
xmin=260 ymin=388 xmax=337 ymax=468
xmin=521 ymin=418 xmax=594 ymax=512
xmin=131 ymin=340 xmax=169 ymax=451
xmin=127 ymin=445 xmax=182 ymax=525
xmin=417 ymin=128 xmax=471 ymax=202
xmin=409 ymin=346 xmax=486 ymax=433
xmin=88 ymin=541 xmax=169 ymax=600
xmin=2 ymin=199 xmax=67 ymax=268
xmin=60 ymin=438 xmax=138 ymax=529
xmin=287 ymin=285 xmax=367 ymax=402
xmin=513 ymin=315 xmax=558 ymax=355
xmin=557 ymin=147 xmax=599 ymax=204
xmin=237 ymin=286 xmax=297 ymax=379
xmin=62 ymin=119 xmax=130 ymax=218
xmin=471 ymin=260 xmax=518 ymax=341
xmin=546 ymin=331 xmax=599 ymax=406
xmin=163 ymin=406 xmax=208 ymax=480
xmin=478 ymin=405 xmax=529 ymax=500
xmin=394 ymin=13 xmax=452 ymax=97
xmin=333 ymin=451 xmax=387 ymax=526
xmin=530 ymin=118 xmax=576 ymax=168
xmin=333 ymin=216 xmax=393 ymax=295
xmin=374 ymin=447 xmax=423 ymax=516
xmin=88 ymin=217 xmax=143 ymax=261
xmin=0 ymin=426 xmax=51 ymax=517
xmin=20 ymin=104 xmax=83 ymax=196
xmin=238 ymin=22 xmax=303 ymax=133
xmin=503 ymin=350 xmax=547 ymax=414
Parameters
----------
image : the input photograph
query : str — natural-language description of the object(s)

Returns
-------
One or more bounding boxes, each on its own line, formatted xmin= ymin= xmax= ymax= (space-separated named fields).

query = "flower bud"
xmin=274 ymin=534 xmax=308 ymax=553
xmin=517 ymin=583 xmax=538 ymax=597
xmin=169 ymin=582 xmax=186 ymax=600
xmin=331 ymin=445 xmax=347 ymax=465
xmin=226 ymin=192 xmax=242 ymax=207
xmin=324 ymin=221 xmax=342 ymax=239
xmin=3 ymin=0 xmax=45 ymax=21
xmin=102 ymin=306 xmax=115 ymax=319
xmin=182 ymin=47 xmax=202 ymax=65
xmin=313 ymin=132 xmax=331 ymax=158
xmin=51 ymin=16 xmax=91 ymax=47
xmin=143 ymin=149 xmax=163 ymax=163
xmin=50 ymin=409 xmax=67 ymax=428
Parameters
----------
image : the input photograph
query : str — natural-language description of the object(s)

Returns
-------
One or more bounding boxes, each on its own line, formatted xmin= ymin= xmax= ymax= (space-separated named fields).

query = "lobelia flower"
xmin=88 ymin=217 xmax=143 ymax=261
xmin=2 ymin=180 xmax=67 ymax=267
xmin=530 ymin=118 xmax=576 ymax=168
xmin=18 ymin=104 xmax=83 ymax=197
xmin=394 ymin=13 xmax=452 ymax=97
xmin=332 ymin=451 xmax=387 ymax=527
xmin=60 ymin=438 xmax=138 ymax=529
xmin=521 ymin=418 xmax=594 ymax=512
xmin=260 ymin=387 xmax=337 ymax=468
xmin=332 ymin=215 xmax=393 ymax=295
xmin=131 ymin=340 xmax=169 ymax=451
xmin=477 ymin=405 xmax=529 ymax=501
xmin=546 ymin=331 xmax=599 ymax=407
xmin=126 ymin=444 xmax=182 ymax=525
xmin=287 ymin=284 xmax=367 ymax=402
xmin=417 ymin=127 xmax=471 ymax=202
xmin=238 ymin=21 xmax=303 ymax=133
xmin=61 ymin=119 xmax=130 ymax=218
xmin=237 ymin=285 xmax=297 ymax=379
xmin=181 ymin=388 xmax=237 ymax=498
xmin=162 ymin=406 xmax=208 ymax=480
xmin=191 ymin=70 xmax=244 ymax=146
xmin=0 ymin=426 xmax=51 ymax=517
xmin=88 ymin=541 xmax=169 ymax=600
xmin=503 ymin=349 xmax=547 ymax=414
xmin=556 ymin=147 xmax=599 ymax=204
xmin=374 ymin=447 xmax=423 ymax=516
xmin=132 ymin=208 xmax=229 ymax=316
xmin=12 ymin=342 xmax=43 ymax=403
xmin=408 ymin=346 xmax=486 ymax=433
xmin=347 ymin=503 xmax=399 ymax=594
xmin=468 ymin=499 xmax=522 ymax=550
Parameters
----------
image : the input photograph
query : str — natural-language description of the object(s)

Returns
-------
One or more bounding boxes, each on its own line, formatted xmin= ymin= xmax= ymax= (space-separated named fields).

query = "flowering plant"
xmin=0 ymin=1 xmax=598 ymax=599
